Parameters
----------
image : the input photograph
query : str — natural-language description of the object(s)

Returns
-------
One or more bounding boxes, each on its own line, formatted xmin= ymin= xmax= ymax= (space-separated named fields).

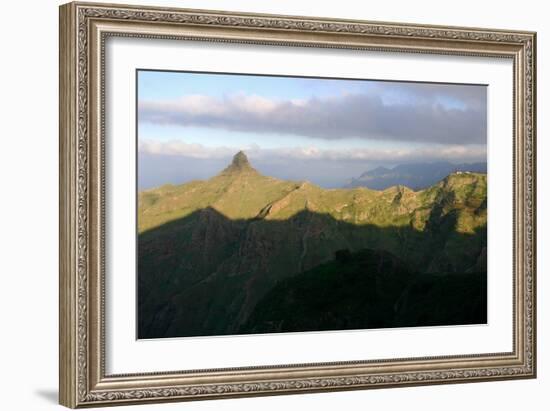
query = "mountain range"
xmin=348 ymin=161 xmax=487 ymax=190
xmin=138 ymin=151 xmax=487 ymax=339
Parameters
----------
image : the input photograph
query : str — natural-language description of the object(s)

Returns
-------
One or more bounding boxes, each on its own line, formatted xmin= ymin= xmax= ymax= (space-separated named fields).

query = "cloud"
xmin=139 ymin=139 xmax=235 ymax=159
xmin=139 ymin=139 xmax=487 ymax=164
xmin=138 ymin=84 xmax=486 ymax=145
xmin=372 ymin=82 xmax=486 ymax=111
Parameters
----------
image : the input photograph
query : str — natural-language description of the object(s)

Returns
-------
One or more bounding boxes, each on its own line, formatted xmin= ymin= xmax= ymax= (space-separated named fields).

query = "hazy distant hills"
xmin=138 ymin=152 xmax=487 ymax=338
xmin=348 ymin=161 xmax=487 ymax=191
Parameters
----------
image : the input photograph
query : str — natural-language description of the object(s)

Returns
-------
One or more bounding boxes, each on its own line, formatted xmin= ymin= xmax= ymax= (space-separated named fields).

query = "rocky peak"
xmin=232 ymin=151 xmax=250 ymax=167
xmin=221 ymin=151 xmax=257 ymax=175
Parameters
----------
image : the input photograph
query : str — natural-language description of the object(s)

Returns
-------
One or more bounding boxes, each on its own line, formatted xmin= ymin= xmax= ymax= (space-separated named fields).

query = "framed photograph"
xmin=59 ymin=2 xmax=537 ymax=408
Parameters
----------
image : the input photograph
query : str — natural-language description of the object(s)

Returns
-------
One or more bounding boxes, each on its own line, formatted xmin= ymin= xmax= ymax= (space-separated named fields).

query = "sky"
xmin=137 ymin=70 xmax=487 ymax=189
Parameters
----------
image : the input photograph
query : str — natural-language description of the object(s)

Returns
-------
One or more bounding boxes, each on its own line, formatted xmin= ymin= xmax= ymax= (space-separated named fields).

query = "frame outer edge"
xmin=59 ymin=1 xmax=537 ymax=407
xmin=530 ymin=32 xmax=537 ymax=379
xmin=60 ymin=2 xmax=79 ymax=409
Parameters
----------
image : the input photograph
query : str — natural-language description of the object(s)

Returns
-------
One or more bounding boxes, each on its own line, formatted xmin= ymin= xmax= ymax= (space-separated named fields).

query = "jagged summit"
xmin=221 ymin=151 xmax=257 ymax=174
xmin=232 ymin=151 xmax=250 ymax=168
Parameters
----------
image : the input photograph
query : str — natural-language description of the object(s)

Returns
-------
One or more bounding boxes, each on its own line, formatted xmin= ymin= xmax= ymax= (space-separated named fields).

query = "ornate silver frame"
xmin=59 ymin=1 xmax=537 ymax=408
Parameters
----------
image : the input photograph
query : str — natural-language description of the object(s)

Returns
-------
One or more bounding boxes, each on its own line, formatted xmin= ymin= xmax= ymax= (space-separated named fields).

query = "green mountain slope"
xmin=138 ymin=152 xmax=487 ymax=338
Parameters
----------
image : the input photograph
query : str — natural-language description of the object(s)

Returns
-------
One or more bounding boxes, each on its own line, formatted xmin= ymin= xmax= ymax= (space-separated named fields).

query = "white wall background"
xmin=0 ymin=0 xmax=546 ymax=409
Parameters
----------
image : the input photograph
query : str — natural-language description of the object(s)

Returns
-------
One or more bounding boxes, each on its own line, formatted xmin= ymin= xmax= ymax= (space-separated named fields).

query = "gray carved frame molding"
xmin=59 ymin=2 xmax=536 ymax=408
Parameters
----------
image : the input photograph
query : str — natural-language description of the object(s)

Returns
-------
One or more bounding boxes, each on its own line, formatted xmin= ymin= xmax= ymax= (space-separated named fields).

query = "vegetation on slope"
xmin=241 ymin=249 xmax=486 ymax=334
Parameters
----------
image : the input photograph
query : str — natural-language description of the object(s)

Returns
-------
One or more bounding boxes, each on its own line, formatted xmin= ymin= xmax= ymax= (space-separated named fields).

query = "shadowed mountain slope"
xmin=242 ymin=249 xmax=486 ymax=334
